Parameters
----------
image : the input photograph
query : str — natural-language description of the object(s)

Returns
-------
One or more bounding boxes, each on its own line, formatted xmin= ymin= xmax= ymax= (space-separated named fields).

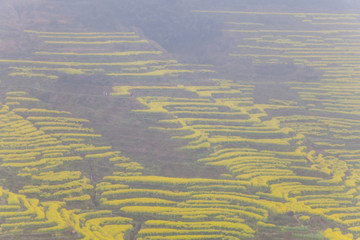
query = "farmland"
xmin=0 ymin=1 xmax=360 ymax=240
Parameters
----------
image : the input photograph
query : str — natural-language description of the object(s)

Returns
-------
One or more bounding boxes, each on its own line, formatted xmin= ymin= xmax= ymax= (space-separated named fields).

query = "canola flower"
xmin=44 ymin=40 xmax=148 ymax=44
xmin=24 ymin=30 xmax=136 ymax=35
xmin=35 ymin=51 xmax=162 ymax=56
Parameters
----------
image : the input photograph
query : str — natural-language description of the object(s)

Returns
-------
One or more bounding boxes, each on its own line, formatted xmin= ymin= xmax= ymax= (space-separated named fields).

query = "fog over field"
xmin=0 ymin=1 xmax=359 ymax=240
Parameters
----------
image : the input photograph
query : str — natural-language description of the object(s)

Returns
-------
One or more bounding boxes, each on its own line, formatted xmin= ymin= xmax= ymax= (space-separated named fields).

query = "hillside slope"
xmin=0 ymin=1 xmax=359 ymax=240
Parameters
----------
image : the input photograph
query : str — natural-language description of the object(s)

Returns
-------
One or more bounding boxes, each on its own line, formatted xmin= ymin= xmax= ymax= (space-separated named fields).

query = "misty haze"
xmin=0 ymin=1 xmax=359 ymax=240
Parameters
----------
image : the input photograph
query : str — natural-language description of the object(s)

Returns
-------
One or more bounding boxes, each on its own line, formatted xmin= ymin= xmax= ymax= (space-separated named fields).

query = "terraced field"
xmin=0 ymin=7 xmax=359 ymax=240
xmin=1 ymin=30 xmax=214 ymax=85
